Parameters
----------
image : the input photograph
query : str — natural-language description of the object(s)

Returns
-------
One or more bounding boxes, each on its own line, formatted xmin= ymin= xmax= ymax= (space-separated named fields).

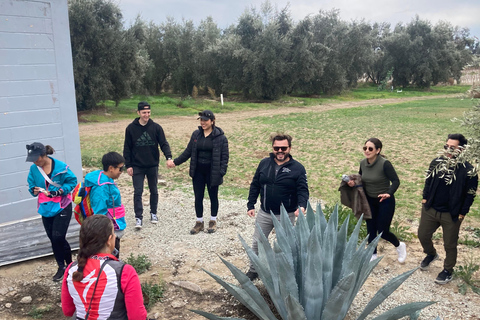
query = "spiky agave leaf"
xmin=305 ymin=201 xmax=315 ymax=231
xmin=239 ymin=233 xmax=285 ymax=318
xmin=356 ymin=268 xmax=419 ymax=320
xmin=369 ymin=301 xmax=436 ymax=320
xmin=321 ymin=272 xmax=357 ymax=320
xmin=302 ymin=227 xmax=323 ymax=320
xmin=201 ymin=268 xmax=278 ymax=320
xmin=332 ymin=211 xmax=349 ymax=287
xmin=294 ymin=207 xmax=311 ymax=304
xmin=216 ymin=255 xmax=279 ymax=320
xmin=190 ymin=310 xmax=245 ymax=320
xmin=321 ymin=205 xmax=338 ymax=303
xmin=285 ymin=295 xmax=307 ymax=320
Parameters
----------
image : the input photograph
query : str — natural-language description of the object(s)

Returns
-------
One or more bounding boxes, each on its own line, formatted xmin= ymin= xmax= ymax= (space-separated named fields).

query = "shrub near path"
xmin=1 ymin=95 xmax=480 ymax=319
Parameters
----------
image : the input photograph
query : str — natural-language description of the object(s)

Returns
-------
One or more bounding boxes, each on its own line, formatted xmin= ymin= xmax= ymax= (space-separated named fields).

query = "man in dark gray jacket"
xmin=246 ymin=133 xmax=308 ymax=281
xmin=418 ymin=133 xmax=478 ymax=284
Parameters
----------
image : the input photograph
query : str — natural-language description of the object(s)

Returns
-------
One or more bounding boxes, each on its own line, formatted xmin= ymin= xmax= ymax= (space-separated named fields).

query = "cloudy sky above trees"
xmin=117 ymin=0 xmax=480 ymax=38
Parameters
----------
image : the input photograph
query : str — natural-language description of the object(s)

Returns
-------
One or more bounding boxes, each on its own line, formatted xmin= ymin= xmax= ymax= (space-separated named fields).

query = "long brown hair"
xmin=72 ymin=215 xmax=113 ymax=282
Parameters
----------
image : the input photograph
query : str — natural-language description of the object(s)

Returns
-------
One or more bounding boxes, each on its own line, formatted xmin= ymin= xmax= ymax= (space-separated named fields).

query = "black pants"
xmin=193 ymin=162 xmax=219 ymax=218
xmin=42 ymin=203 xmax=72 ymax=269
xmin=366 ymin=195 xmax=400 ymax=254
xmin=132 ymin=166 xmax=158 ymax=219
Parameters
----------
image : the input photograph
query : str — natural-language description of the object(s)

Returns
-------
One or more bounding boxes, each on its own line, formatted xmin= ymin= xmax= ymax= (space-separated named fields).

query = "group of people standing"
xmin=25 ymin=101 xmax=478 ymax=319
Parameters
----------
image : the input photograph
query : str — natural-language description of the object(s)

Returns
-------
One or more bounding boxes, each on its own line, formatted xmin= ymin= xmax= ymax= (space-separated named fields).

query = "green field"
xmin=79 ymin=87 xmax=479 ymax=225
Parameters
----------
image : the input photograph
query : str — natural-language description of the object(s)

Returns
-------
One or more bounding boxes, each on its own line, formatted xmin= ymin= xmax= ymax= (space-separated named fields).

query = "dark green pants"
xmin=418 ymin=205 xmax=462 ymax=272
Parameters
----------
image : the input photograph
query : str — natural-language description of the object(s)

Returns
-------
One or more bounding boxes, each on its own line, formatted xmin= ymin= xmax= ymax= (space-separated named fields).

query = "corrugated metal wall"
xmin=0 ymin=0 xmax=82 ymax=265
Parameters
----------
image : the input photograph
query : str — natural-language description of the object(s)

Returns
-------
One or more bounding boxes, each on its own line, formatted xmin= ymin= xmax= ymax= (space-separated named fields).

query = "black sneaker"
xmin=435 ymin=269 xmax=453 ymax=284
xmin=52 ymin=267 xmax=66 ymax=282
xmin=420 ymin=253 xmax=439 ymax=270
xmin=246 ymin=271 xmax=258 ymax=281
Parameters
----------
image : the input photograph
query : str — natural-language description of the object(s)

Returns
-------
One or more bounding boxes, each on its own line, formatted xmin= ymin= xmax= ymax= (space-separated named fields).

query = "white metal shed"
xmin=0 ymin=0 xmax=82 ymax=266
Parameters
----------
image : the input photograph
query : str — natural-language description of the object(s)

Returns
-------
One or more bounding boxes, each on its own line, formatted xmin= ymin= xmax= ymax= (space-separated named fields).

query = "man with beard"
xmin=245 ymin=133 xmax=309 ymax=281
xmin=418 ymin=133 xmax=478 ymax=284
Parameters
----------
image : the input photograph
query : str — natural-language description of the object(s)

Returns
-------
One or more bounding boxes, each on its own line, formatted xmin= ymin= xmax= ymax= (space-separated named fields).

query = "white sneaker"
xmin=150 ymin=213 xmax=158 ymax=224
xmin=370 ymin=254 xmax=378 ymax=262
xmin=135 ymin=218 xmax=142 ymax=229
xmin=397 ymin=242 xmax=407 ymax=263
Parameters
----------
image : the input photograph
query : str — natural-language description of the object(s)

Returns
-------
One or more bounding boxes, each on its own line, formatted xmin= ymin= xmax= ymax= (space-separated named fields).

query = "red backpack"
xmin=72 ymin=182 xmax=94 ymax=224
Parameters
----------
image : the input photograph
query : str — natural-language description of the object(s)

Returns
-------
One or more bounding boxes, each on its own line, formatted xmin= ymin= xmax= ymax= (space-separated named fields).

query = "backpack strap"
xmin=36 ymin=165 xmax=61 ymax=188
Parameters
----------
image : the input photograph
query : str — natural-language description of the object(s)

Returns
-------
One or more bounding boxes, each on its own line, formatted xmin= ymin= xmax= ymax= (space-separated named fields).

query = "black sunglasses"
xmin=363 ymin=146 xmax=374 ymax=152
xmin=273 ymin=146 xmax=288 ymax=152
xmin=444 ymin=144 xmax=457 ymax=151
xmin=117 ymin=165 xmax=125 ymax=172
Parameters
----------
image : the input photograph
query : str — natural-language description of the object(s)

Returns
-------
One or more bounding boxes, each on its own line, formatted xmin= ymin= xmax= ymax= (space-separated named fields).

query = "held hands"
xmin=166 ymin=159 xmax=175 ymax=169
xmin=378 ymin=193 xmax=390 ymax=202
xmin=294 ymin=207 xmax=306 ymax=217
xmin=247 ymin=209 xmax=255 ymax=218
xmin=347 ymin=180 xmax=355 ymax=187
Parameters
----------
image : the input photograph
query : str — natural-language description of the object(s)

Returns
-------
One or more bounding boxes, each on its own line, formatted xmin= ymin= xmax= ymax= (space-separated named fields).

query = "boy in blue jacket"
xmin=84 ymin=152 xmax=126 ymax=257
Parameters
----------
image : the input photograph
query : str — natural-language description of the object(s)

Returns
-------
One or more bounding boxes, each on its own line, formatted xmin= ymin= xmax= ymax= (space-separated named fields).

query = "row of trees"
xmin=69 ymin=0 xmax=479 ymax=110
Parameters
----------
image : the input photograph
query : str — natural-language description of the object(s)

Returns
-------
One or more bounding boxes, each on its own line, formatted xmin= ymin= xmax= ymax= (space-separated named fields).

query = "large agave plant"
xmin=192 ymin=202 xmax=435 ymax=320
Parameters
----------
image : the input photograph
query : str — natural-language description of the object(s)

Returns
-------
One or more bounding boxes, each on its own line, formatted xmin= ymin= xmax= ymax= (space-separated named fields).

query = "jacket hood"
xmin=197 ymin=125 xmax=225 ymax=137
xmin=84 ymin=170 xmax=114 ymax=188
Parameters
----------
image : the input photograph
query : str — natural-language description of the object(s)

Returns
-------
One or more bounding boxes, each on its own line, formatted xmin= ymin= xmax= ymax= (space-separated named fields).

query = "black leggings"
xmin=42 ymin=203 xmax=72 ymax=268
xmin=192 ymin=162 xmax=219 ymax=218
xmin=366 ymin=195 xmax=400 ymax=254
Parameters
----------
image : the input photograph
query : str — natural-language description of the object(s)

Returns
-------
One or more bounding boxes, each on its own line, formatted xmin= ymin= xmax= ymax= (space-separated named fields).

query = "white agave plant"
xmin=191 ymin=203 xmax=435 ymax=320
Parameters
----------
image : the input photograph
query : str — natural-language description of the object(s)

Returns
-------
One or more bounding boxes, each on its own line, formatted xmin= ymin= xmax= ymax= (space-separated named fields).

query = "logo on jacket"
xmin=282 ymin=167 xmax=291 ymax=173
xmin=81 ymin=269 xmax=98 ymax=302
xmin=136 ymin=132 xmax=155 ymax=147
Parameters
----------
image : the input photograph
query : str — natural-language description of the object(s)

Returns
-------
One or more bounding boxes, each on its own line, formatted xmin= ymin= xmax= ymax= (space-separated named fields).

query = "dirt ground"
xmin=2 ymin=94 xmax=480 ymax=320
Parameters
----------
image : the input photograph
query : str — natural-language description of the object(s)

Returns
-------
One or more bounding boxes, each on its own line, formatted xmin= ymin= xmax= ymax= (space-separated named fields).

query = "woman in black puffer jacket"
xmin=172 ymin=110 xmax=229 ymax=234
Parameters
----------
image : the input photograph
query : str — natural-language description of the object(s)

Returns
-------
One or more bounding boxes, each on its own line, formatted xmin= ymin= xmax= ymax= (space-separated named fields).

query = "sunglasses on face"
xmin=117 ymin=165 xmax=125 ymax=172
xmin=444 ymin=144 xmax=457 ymax=151
xmin=273 ymin=146 xmax=288 ymax=152
xmin=363 ymin=146 xmax=374 ymax=152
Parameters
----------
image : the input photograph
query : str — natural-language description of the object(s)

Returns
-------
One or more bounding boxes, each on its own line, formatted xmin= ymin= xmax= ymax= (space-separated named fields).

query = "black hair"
xmin=102 ymin=152 xmax=125 ymax=171
xmin=72 ymin=215 xmax=113 ymax=282
xmin=447 ymin=133 xmax=468 ymax=146
xmin=271 ymin=133 xmax=292 ymax=147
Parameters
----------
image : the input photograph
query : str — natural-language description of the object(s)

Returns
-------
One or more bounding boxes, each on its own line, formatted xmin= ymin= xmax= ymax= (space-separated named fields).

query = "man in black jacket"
xmin=245 ymin=133 xmax=308 ymax=281
xmin=123 ymin=102 xmax=174 ymax=229
xmin=418 ymin=133 xmax=478 ymax=284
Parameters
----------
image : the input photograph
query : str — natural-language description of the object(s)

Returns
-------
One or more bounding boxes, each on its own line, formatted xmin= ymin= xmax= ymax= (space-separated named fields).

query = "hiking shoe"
xmin=190 ymin=221 xmax=204 ymax=234
xmin=207 ymin=220 xmax=217 ymax=233
xmin=396 ymin=242 xmax=407 ymax=263
xmin=370 ymin=253 xmax=378 ymax=262
xmin=435 ymin=269 xmax=453 ymax=284
xmin=246 ymin=271 xmax=258 ymax=281
xmin=420 ymin=253 xmax=439 ymax=270
xmin=135 ymin=218 xmax=142 ymax=230
xmin=52 ymin=267 xmax=66 ymax=282
xmin=150 ymin=213 xmax=158 ymax=224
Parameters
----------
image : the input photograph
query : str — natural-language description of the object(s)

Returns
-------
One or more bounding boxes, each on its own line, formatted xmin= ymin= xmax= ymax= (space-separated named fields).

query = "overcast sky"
xmin=116 ymin=0 xmax=480 ymax=39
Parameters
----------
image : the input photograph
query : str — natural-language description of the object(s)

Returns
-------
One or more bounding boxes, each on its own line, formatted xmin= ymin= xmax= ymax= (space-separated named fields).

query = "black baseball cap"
xmin=198 ymin=110 xmax=215 ymax=121
xmin=26 ymin=142 xmax=46 ymax=162
xmin=138 ymin=101 xmax=151 ymax=111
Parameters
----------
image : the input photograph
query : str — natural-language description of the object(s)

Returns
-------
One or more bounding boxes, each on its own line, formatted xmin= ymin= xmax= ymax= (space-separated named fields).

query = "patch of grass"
xmin=456 ymin=255 xmax=480 ymax=295
xmin=432 ymin=232 xmax=443 ymax=240
xmin=322 ymin=204 xmax=368 ymax=240
xmin=459 ymin=235 xmax=480 ymax=248
xmin=125 ymin=253 xmax=152 ymax=274
xmin=28 ymin=305 xmax=52 ymax=319
xmin=390 ymin=219 xmax=415 ymax=242
xmin=142 ymin=281 xmax=165 ymax=311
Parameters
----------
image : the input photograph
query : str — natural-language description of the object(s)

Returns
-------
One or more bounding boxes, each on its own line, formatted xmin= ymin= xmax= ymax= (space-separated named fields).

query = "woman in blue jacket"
xmin=26 ymin=142 xmax=77 ymax=281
